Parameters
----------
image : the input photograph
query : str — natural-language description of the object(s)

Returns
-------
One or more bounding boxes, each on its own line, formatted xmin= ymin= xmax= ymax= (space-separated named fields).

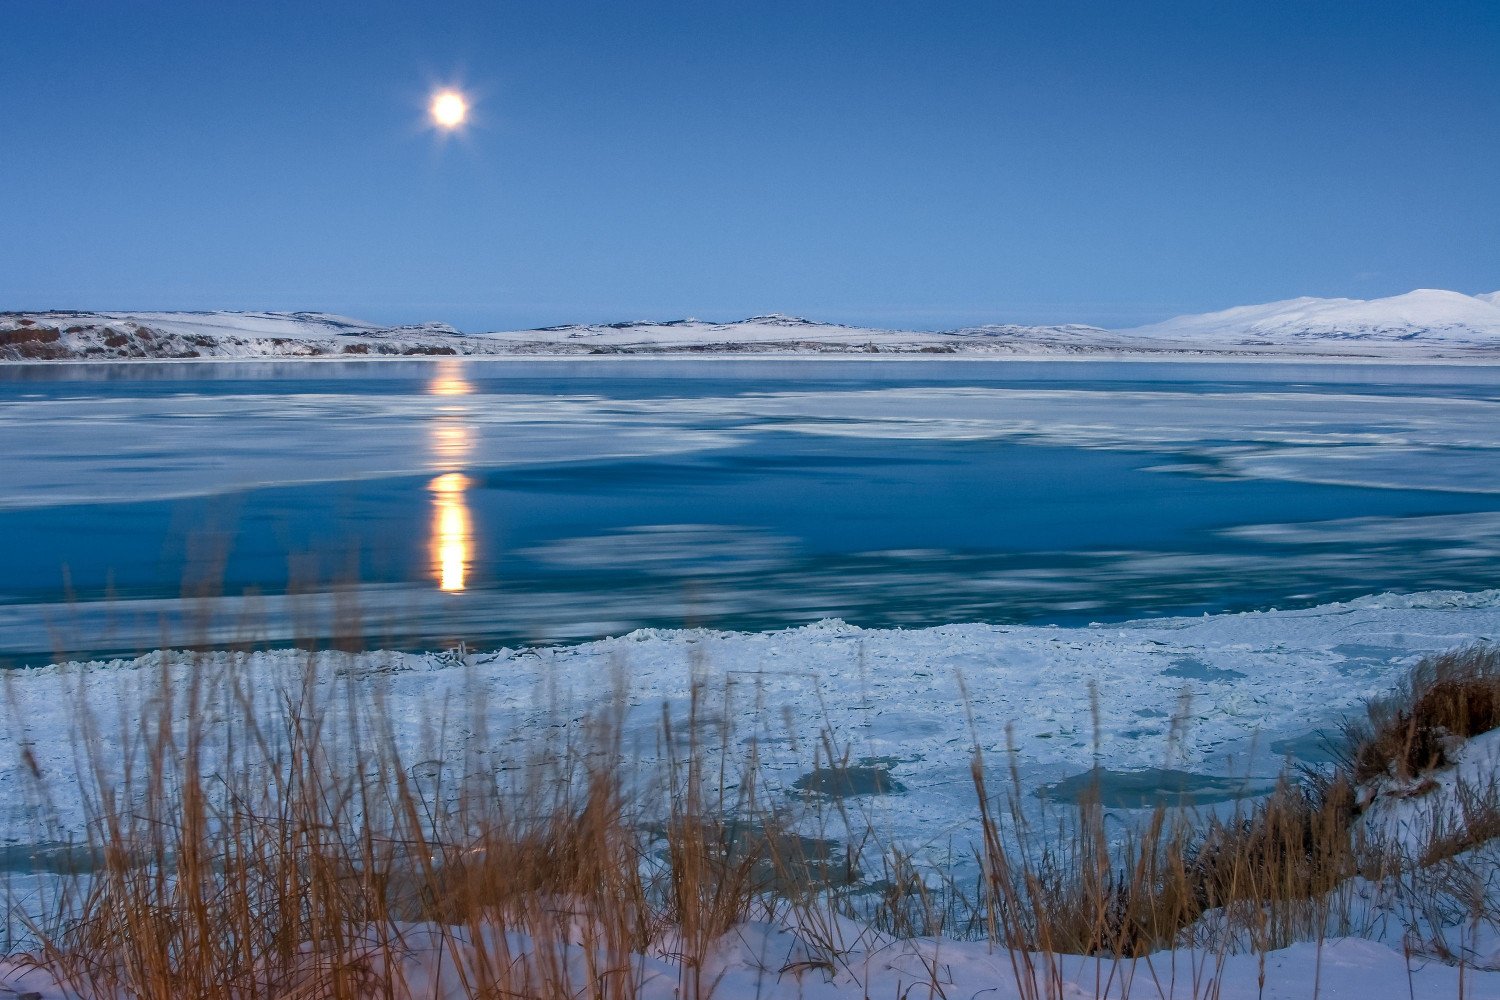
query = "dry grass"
xmin=1184 ymin=774 xmax=1366 ymax=947
xmin=2 ymin=642 xmax=1499 ymax=999
xmin=968 ymin=741 xmax=1368 ymax=965
xmin=2 ymin=652 xmax=790 ymax=1000
xmin=958 ymin=646 xmax=1500 ymax=995
xmin=1420 ymin=779 xmax=1500 ymax=869
xmin=1351 ymin=645 xmax=1500 ymax=783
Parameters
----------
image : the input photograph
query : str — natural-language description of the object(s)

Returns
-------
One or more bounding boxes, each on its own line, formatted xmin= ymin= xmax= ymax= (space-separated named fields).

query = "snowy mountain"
xmin=1123 ymin=288 xmax=1500 ymax=348
xmin=4 ymin=289 xmax=1500 ymax=361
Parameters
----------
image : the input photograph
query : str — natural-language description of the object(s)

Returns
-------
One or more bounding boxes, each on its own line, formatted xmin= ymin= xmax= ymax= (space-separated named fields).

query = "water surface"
xmin=3 ymin=358 xmax=1499 ymax=662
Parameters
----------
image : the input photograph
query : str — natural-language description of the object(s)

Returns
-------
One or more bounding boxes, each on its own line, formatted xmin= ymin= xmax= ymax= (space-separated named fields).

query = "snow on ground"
xmin=1360 ymin=728 xmax=1500 ymax=857
xmin=3 ymin=589 xmax=1497 ymax=852
xmin=5 ymin=287 xmax=1500 ymax=361
xmin=2 ymin=923 xmax=1495 ymax=999
xmin=4 ymin=592 xmax=1499 ymax=996
xmin=488 ymin=314 xmax=1150 ymax=356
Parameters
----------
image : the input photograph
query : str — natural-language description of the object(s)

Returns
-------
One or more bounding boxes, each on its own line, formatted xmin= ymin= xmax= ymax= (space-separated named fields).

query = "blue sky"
xmin=3 ymin=1 xmax=1497 ymax=330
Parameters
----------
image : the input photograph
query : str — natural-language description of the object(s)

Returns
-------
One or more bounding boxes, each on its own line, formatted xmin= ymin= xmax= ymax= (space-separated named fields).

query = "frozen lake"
xmin=3 ymin=357 xmax=1500 ymax=662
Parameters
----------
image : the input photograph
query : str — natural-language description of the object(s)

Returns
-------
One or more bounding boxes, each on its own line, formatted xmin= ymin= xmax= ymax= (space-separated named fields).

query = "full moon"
xmin=430 ymin=89 xmax=468 ymax=129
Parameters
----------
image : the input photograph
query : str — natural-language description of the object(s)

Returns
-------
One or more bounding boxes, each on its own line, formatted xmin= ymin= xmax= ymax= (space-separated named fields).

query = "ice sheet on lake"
xmin=522 ymin=524 xmax=799 ymax=576
xmin=0 ymin=391 xmax=742 ymax=508
xmin=6 ymin=382 xmax=1500 ymax=508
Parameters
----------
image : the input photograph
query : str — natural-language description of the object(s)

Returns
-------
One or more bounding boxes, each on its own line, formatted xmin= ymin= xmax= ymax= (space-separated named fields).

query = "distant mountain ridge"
xmin=536 ymin=313 xmax=841 ymax=332
xmin=1124 ymin=289 xmax=1500 ymax=346
xmin=3 ymin=289 xmax=1498 ymax=361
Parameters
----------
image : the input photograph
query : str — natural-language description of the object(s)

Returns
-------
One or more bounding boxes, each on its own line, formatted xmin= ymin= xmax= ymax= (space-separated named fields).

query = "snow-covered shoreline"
xmin=5 ymin=590 xmax=1500 ymax=996
xmin=9 ymin=351 xmax=1500 ymax=367
xmin=5 ymin=588 xmax=1498 ymax=849
xmin=5 ymin=287 xmax=1500 ymax=362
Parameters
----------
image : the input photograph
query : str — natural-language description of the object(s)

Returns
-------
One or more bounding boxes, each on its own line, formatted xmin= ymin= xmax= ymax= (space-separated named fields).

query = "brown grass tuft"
xmin=1352 ymin=645 xmax=1500 ymax=783
xmin=6 ymin=640 xmax=1500 ymax=998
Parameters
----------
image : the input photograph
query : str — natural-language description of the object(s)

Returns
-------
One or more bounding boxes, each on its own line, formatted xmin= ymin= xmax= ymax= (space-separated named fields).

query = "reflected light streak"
xmin=427 ymin=360 xmax=477 ymax=593
xmin=431 ymin=422 xmax=471 ymax=465
xmin=430 ymin=472 xmax=473 ymax=592
xmin=430 ymin=371 xmax=474 ymax=397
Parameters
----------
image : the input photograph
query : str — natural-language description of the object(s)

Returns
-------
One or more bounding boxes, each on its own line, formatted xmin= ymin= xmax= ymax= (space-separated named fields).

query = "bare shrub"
xmin=1352 ymin=645 xmax=1500 ymax=783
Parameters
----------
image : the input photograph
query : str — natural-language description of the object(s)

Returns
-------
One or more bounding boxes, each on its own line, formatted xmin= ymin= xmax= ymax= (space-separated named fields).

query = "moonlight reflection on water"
xmin=428 ymin=362 xmax=476 ymax=593
xmin=3 ymin=359 xmax=1500 ymax=658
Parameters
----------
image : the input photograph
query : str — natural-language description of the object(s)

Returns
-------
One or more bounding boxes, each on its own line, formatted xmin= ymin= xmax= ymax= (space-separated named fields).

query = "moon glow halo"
xmin=430 ymin=90 xmax=468 ymax=130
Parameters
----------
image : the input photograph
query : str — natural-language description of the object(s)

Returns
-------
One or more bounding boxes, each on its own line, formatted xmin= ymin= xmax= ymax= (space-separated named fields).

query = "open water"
xmin=3 ymin=358 xmax=1499 ymax=662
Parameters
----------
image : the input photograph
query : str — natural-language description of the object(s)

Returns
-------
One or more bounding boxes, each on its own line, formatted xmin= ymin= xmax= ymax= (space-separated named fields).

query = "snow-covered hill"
xmin=0 ymin=310 xmax=471 ymax=360
xmin=5 ymin=288 xmax=1500 ymax=361
xmin=1124 ymin=288 xmax=1500 ymax=348
xmin=491 ymin=313 xmax=1144 ymax=355
xmin=0 ymin=310 xmax=1138 ymax=360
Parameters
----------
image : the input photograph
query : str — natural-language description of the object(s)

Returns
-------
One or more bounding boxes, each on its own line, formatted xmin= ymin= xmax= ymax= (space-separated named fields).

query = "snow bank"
xmin=3 ymin=590 xmax=1497 ymax=851
xmin=4 ymin=592 xmax=1500 ymax=996
xmin=1 ymin=921 xmax=1494 ymax=999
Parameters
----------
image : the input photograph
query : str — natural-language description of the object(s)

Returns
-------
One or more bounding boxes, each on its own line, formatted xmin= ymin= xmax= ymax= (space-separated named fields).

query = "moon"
xmin=430 ymin=89 xmax=468 ymax=130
